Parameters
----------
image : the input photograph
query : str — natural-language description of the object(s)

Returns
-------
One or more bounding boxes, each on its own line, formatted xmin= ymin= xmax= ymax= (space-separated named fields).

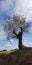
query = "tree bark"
xmin=18 ymin=27 xmax=22 ymax=50
xmin=13 ymin=27 xmax=22 ymax=50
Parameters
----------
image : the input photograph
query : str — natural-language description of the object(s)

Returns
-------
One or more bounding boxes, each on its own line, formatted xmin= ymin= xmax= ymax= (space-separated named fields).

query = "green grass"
xmin=0 ymin=48 xmax=32 ymax=65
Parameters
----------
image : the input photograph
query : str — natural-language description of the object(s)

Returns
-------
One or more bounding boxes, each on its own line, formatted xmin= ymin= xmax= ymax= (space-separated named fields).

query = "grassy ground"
xmin=0 ymin=48 xmax=32 ymax=65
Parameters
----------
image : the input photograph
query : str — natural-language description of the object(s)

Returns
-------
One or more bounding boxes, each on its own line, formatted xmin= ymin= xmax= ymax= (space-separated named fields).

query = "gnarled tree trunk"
xmin=17 ymin=27 xmax=22 ymax=50
xmin=13 ymin=27 xmax=22 ymax=50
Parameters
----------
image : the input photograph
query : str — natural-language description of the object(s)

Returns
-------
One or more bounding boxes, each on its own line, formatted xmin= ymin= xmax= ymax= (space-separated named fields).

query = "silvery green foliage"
xmin=4 ymin=15 xmax=30 ymax=40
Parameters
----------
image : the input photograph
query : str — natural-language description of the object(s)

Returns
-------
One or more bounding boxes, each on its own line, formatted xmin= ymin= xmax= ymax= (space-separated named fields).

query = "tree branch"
xmin=13 ymin=30 xmax=17 ymax=36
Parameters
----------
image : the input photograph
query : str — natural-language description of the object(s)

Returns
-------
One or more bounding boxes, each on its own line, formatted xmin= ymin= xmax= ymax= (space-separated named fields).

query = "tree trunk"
xmin=18 ymin=38 xmax=22 ymax=50
xmin=13 ymin=27 xmax=22 ymax=50
xmin=18 ymin=27 xmax=22 ymax=50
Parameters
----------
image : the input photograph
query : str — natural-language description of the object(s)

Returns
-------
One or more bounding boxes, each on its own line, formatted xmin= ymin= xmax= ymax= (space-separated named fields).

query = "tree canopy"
xmin=4 ymin=15 xmax=30 ymax=39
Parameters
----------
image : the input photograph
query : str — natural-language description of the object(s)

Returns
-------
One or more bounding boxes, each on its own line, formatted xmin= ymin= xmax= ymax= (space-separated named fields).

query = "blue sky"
xmin=0 ymin=0 xmax=32 ymax=50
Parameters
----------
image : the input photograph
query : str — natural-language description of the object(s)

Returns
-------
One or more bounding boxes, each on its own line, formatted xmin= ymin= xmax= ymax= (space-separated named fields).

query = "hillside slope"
xmin=0 ymin=48 xmax=32 ymax=65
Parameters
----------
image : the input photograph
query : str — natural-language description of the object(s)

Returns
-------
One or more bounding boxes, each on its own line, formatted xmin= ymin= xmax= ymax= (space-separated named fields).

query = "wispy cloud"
xmin=0 ymin=0 xmax=13 ymax=10
xmin=0 ymin=30 xmax=6 ymax=40
xmin=0 ymin=0 xmax=17 ymax=21
xmin=0 ymin=25 xmax=6 ymax=40
xmin=0 ymin=0 xmax=16 ymax=16
xmin=15 ymin=0 xmax=32 ymax=21
xmin=0 ymin=39 xmax=18 ymax=51
xmin=23 ymin=39 xmax=32 ymax=47
xmin=1 ymin=0 xmax=32 ymax=21
xmin=23 ymin=36 xmax=32 ymax=47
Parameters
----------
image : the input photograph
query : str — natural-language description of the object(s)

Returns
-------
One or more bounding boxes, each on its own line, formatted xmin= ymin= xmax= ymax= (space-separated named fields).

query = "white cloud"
xmin=5 ymin=42 xmax=11 ymax=47
xmin=0 ymin=30 xmax=6 ymax=40
xmin=23 ymin=38 xmax=32 ymax=47
xmin=1 ymin=0 xmax=32 ymax=21
xmin=5 ymin=39 xmax=14 ymax=46
xmin=0 ymin=0 xmax=13 ymax=10
xmin=0 ymin=26 xmax=6 ymax=40
xmin=0 ymin=39 xmax=18 ymax=51
xmin=15 ymin=0 xmax=32 ymax=21
xmin=0 ymin=0 xmax=16 ymax=16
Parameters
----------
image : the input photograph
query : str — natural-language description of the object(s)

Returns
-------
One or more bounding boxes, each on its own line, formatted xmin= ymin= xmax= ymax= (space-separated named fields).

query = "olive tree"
xmin=4 ymin=15 xmax=30 ymax=49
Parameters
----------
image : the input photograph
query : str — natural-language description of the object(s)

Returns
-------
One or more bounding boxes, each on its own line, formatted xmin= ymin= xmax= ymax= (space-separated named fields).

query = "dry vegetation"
xmin=0 ymin=48 xmax=32 ymax=65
